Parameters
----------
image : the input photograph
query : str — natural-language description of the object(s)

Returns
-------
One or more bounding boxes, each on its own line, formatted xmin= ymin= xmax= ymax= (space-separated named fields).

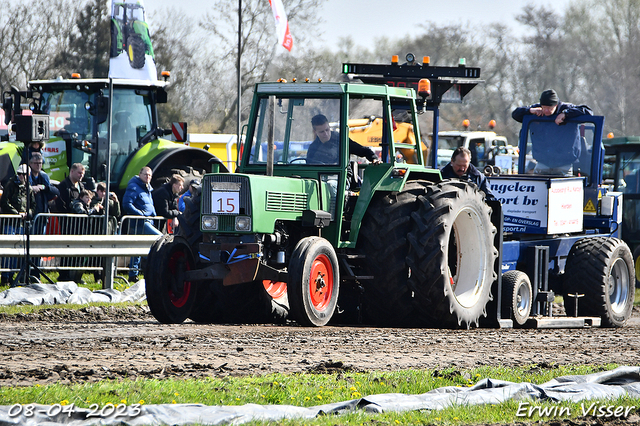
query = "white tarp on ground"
xmin=0 ymin=281 xmax=146 ymax=306
xmin=0 ymin=366 xmax=639 ymax=425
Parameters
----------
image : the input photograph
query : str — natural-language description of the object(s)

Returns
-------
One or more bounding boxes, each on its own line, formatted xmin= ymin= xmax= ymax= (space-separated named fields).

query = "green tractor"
xmin=604 ymin=136 xmax=640 ymax=287
xmin=145 ymin=55 xmax=501 ymax=328
xmin=0 ymin=76 xmax=218 ymax=197
xmin=110 ymin=1 xmax=154 ymax=69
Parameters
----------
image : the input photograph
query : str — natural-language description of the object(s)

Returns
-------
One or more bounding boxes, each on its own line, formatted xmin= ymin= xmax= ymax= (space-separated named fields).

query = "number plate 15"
xmin=212 ymin=191 xmax=240 ymax=214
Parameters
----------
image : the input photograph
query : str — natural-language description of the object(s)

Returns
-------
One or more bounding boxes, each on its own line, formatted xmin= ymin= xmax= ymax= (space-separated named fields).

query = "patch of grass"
xmin=0 ymin=301 xmax=146 ymax=315
xmin=1 ymin=364 xmax=638 ymax=426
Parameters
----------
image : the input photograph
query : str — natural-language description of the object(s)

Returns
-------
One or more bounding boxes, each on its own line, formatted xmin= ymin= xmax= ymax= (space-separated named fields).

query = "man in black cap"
xmin=512 ymin=89 xmax=592 ymax=124
xmin=512 ymin=90 xmax=593 ymax=175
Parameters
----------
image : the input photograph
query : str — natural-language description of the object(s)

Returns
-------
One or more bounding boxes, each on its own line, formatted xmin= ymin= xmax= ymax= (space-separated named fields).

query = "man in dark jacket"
xmin=307 ymin=114 xmax=381 ymax=165
xmin=1 ymin=164 xmax=35 ymax=285
xmin=123 ymin=167 xmax=162 ymax=281
xmin=28 ymin=153 xmax=59 ymax=217
xmin=152 ymin=174 xmax=184 ymax=228
xmin=512 ymin=89 xmax=593 ymax=175
xmin=55 ymin=163 xmax=85 ymax=213
xmin=512 ymin=89 xmax=592 ymax=124
xmin=441 ymin=147 xmax=495 ymax=201
xmin=1 ymin=165 xmax=35 ymax=218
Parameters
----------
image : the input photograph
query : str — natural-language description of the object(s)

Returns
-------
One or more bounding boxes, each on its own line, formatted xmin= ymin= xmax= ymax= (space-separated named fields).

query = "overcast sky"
xmin=148 ymin=0 xmax=565 ymax=51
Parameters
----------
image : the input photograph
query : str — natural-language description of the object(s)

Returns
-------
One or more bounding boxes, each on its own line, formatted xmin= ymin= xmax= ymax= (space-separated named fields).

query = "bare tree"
xmin=0 ymin=0 xmax=77 ymax=94
xmin=564 ymin=0 xmax=640 ymax=136
xmin=195 ymin=0 xmax=325 ymax=133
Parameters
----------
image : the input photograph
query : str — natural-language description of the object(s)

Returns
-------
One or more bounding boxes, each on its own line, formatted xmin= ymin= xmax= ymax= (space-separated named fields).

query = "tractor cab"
xmin=238 ymin=81 xmax=428 ymax=246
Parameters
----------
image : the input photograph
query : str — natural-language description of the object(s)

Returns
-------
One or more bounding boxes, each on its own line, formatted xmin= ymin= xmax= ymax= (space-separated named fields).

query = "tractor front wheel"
xmin=145 ymin=235 xmax=197 ymax=324
xmin=288 ymin=237 xmax=339 ymax=326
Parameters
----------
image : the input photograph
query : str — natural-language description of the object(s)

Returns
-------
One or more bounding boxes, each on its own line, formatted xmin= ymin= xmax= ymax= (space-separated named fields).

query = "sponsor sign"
xmin=548 ymin=179 xmax=583 ymax=233
xmin=488 ymin=177 xmax=583 ymax=234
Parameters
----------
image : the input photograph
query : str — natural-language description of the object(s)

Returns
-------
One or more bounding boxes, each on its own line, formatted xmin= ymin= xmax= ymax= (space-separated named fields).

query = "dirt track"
xmin=1 ymin=305 xmax=639 ymax=387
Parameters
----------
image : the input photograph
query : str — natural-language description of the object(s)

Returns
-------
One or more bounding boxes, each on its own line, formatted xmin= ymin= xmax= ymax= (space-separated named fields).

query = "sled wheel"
xmin=502 ymin=270 xmax=532 ymax=326
xmin=564 ymin=237 xmax=635 ymax=327
xmin=145 ymin=234 xmax=197 ymax=324
xmin=407 ymin=180 xmax=498 ymax=328
xmin=288 ymin=237 xmax=339 ymax=326
xmin=127 ymin=34 xmax=146 ymax=69
xmin=357 ymin=181 xmax=426 ymax=326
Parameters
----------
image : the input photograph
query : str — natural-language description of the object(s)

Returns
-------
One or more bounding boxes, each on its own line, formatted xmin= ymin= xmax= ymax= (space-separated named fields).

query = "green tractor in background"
xmin=0 ymin=76 xmax=218 ymax=197
xmin=110 ymin=1 xmax=154 ymax=69
xmin=604 ymin=136 xmax=640 ymax=287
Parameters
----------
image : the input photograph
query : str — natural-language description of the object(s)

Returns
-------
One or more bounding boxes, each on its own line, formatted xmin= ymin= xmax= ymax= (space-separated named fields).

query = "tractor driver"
xmin=441 ymin=147 xmax=495 ymax=201
xmin=307 ymin=114 xmax=381 ymax=165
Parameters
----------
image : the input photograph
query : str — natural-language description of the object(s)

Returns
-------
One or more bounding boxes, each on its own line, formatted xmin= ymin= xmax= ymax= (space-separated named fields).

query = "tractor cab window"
xmin=248 ymin=97 xmax=341 ymax=165
xmin=100 ymin=88 xmax=153 ymax=182
xmin=40 ymin=88 xmax=94 ymax=174
xmin=615 ymin=152 xmax=640 ymax=193
xmin=41 ymin=89 xmax=92 ymax=140
xmin=524 ymin=120 xmax=595 ymax=184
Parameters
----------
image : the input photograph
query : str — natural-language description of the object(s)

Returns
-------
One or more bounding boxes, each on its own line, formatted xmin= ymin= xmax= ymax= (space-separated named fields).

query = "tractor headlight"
xmin=235 ymin=216 xmax=251 ymax=231
xmin=202 ymin=215 xmax=218 ymax=230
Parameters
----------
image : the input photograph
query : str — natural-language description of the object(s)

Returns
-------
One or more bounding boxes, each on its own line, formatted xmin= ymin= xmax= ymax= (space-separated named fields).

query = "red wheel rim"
xmin=167 ymin=250 xmax=191 ymax=308
xmin=263 ymin=280 xmax=287 ymax=299
xmin=309 ymin=254 xmax=333 ymax=311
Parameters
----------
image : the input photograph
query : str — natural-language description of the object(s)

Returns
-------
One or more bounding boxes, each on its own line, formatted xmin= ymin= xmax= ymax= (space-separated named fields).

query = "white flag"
xmin=268 ymin=0 xmax=293 ymax=52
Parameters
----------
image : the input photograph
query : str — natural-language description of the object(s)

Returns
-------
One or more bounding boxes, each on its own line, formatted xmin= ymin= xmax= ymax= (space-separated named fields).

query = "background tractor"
xmin=603 ymin=136 xmax=640 ymax=287
xmin=0 ymin=76 xmax=217 ymax=197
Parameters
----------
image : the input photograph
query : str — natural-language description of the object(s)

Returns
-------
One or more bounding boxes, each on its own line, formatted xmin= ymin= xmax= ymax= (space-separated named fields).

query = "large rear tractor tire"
xmin=145 ymin=234 xmax=197 ymax=324
xmin=357 ymin=181 xmax=426 ymax=326
xmin=564 ymin=237 xmax=635 ymax=327
xmin=501 ymin=270 xmax=532 ymax=327
xmin=127 ymin=34 xmax=146 ymax=69
xmin=288 ymin=237 xmax=339 ymax=326
xmin=407 ymin=180 xmax=498 ymax=328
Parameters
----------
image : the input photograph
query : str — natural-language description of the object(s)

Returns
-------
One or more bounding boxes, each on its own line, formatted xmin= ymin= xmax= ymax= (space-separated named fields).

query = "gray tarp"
xmin=0 ymin=281 xmax=146 ymax=306
xmin=0 ymin=366 xmax=639 ymax=425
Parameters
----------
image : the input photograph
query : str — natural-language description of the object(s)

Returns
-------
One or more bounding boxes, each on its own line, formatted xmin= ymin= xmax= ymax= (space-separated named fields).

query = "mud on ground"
xmin=1 ymin=305 xmax=639 ymax=388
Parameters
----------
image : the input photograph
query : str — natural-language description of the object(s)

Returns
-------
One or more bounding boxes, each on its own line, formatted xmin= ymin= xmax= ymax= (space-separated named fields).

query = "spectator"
xmin=55 ymin=163 xmax=85 ymax=213
xmin=90 ymin=183 xmax=121 ymax=284
xmin=71 ymin=189 xmax=103 ymax=215
xmin=123 ymin=167 xmax=162 ymax=282
xmin=27 ymin=140 xmax=44 ymax=162
xmin=178 ymin=178 xmax=200 ymax=213
xmin=1 ymin=164 xmax=35 ymax=218
xmin=1 ymin=164 xmax=35 ymax=286
xmin=28 ymin=153 xmax=59 ymax=218
xmin=153 ymin=174 xmax=184 ymax=231
xmin=53 ymin=162 xmax=86 ymax=283
xmin=92 ymin=182 xmax=121 ymax=221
